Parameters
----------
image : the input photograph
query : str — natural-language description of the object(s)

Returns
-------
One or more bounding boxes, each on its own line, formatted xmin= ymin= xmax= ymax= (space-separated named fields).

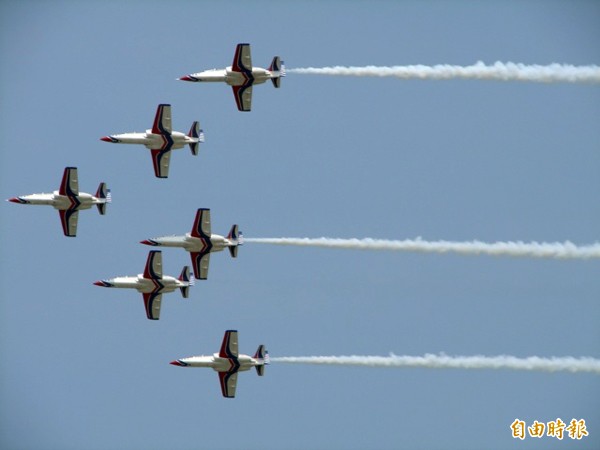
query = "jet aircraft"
xmin=178 ymin=43 xmax=285 ymax=112
xmin=7 ymin=166 xmax=110 ymax=237
xmin=101 ymin=104 xmax=204 ymax=178
xmin=94 ymin=250 xmax=194 ymax=320
xmin=170 ymin=330 xmax=269 ymax=398
xmin=140 ymin=208 xmax=242 ymax=280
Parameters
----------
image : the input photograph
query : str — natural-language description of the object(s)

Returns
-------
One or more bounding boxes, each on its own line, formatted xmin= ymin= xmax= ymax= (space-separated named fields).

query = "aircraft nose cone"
xmin=140 ymin=239 xmax=155 ymax=246
xmin=170 ymin=360 xmax=185 ymax=367
xmin=100 ymin=136 xmax=114 ymax=142
xmin=93 ymin=280 xmax=106 ymax=287
xmin=8 ymin=197 xmax=21 ymax=203
xmin=178 ymin=75 xmax=193 ymax=81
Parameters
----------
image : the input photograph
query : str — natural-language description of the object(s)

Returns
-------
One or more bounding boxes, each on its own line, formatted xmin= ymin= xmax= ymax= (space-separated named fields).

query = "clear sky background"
xmin=1 ymin=1 xmax=599 ymax=449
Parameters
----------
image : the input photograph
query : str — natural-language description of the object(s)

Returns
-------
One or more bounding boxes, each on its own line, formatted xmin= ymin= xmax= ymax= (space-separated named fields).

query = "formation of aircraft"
xmin=12 ymin=43 xmax=278 ymax=397
xmin=94 ymin=250 xmax=194 ymax=320
xmin=140 ymin=208 xmax=242 ymax=280
xmin=170 ymin=330 xmax=269 ymax=398
xmin=7 ymin=167 xmax=110 ymax=237
xmin=101 ymin=104 xmax=204 ymax=178
xmin=178 ymin=43 xmax=285 ymax=112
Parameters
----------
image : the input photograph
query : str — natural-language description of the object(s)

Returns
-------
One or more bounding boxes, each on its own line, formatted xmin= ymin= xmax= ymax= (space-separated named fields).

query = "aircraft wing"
xmin=151 ymin=104 xmax=172 ymax=135
xmin=150 ymin=148 xmax=171 ymax=178
xmin=218 ymin=371 xmax=238 ymax=398
xmin=59 ymin=167 xmax=79 ymax=196
xmin=143 ymin=292 xmax=162 ymax=320
xmin=190 ymin=251 xmax=210 ymax=280
xmin=219 ymin=330 xmax=239 ymax=358
xmin=232 ymin=84 xmax=252 ymax=112
xmin=143 ymin=250 xmax=163 ymax=279
xmin=189 ymin=209 xmax=212 ymax=279
xmin=59 ymin=209 xmax=78 ymax=237
xmin=191 ymin=208 xmax=211 ymax=239
xmin=231 ymin=43 xmax=252 ymax=73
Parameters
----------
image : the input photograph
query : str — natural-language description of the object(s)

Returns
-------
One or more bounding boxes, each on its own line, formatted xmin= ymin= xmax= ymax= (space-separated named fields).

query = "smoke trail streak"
xmin=289 ymin=62 xmax=600 ymax=84
xmin=245 ymin=237 xmax=600 ymax=260
xmin=272 ymin=354 xmax=600 ymax=374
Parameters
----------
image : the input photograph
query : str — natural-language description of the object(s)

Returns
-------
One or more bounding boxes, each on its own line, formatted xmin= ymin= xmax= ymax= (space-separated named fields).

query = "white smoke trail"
xmin=272 ymin=354 xmax=600 ymax=374
xmin=244 ymin=237 xmax=600 ymax=260
xmin=289 ymin=62 xmax=600 ymax=84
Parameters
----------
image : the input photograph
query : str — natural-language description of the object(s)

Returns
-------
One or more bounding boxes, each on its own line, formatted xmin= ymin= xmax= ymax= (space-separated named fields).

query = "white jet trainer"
xmin=7 ymin=166 xmax=110 ymax=237
xmin=140 ymin=208 xmax=242 ymax=280
xmin=101 ymin=104 xmax=204 ymax=178
xmin=170 ymin=330 xmax=269 ymax=398
xmin=94 ymin=250 xmax=194 ymax=320
xmin=178 ymin=43 xmax=285 ymax=112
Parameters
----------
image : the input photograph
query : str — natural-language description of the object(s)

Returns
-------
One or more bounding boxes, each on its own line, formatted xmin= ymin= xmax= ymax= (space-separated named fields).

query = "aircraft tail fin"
xmin=95 ymin=182 xmax=111 ymax=215
xmin=269 ymin=57 xmax=285 ymax=88
xmin=187 ymin=121 xmax=205 ymax=156
xmin=254 ymin=345 xmax=269 ymax=376
xmin=227 ymin=225 xmax=242 ymax=258
xmin=178 ymin=266 xmax=194 ymax=298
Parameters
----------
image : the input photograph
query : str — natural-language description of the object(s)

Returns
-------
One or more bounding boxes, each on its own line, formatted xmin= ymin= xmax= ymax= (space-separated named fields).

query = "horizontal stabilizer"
xmin=270 ymin=57 xmax=285 ymax=88
xmin=95 ymin=182 xmax=111 ymax=215
xmin=179 ymin=266 xmax=193 ymax=298
xmin=228 ymin=225 xmax=240 ymax=258
xmin=269 ymin=56 xmax=284 ymax=74
xmin=227 ymin=224 xmax=239 ymax=241
xmin=254 ymin=345 xmax=269 ymax=376
xmin=254 ymin=345 xmax=268 ymax=360
xmin=179 ymin=265 xmax=191 ymax=282
xmin=180 ymin=285 xmax=190 ymax=299
xmin=188 ymin=121 xmax=204 ymax=156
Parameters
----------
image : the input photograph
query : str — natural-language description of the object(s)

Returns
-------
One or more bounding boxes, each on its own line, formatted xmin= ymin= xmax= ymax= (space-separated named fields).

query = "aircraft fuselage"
xmin=95 ymin=274 xmax=186 ymax=293
xmin=183 ymin=66 xmax=274 ymax=86
xmin=143 ymin=233 xmax=236 ymax=253
xmin=10 ymin=191 xmax=102 ymax=211
xmin=103 ymin=130 xmax=197 ymax=150
xmin=173 ymin=353 xmax=259 ymax=373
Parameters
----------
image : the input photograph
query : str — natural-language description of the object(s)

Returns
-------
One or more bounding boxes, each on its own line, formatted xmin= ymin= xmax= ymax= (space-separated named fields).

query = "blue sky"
xmin=1 ymin=1 xmax=599 ymax=449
